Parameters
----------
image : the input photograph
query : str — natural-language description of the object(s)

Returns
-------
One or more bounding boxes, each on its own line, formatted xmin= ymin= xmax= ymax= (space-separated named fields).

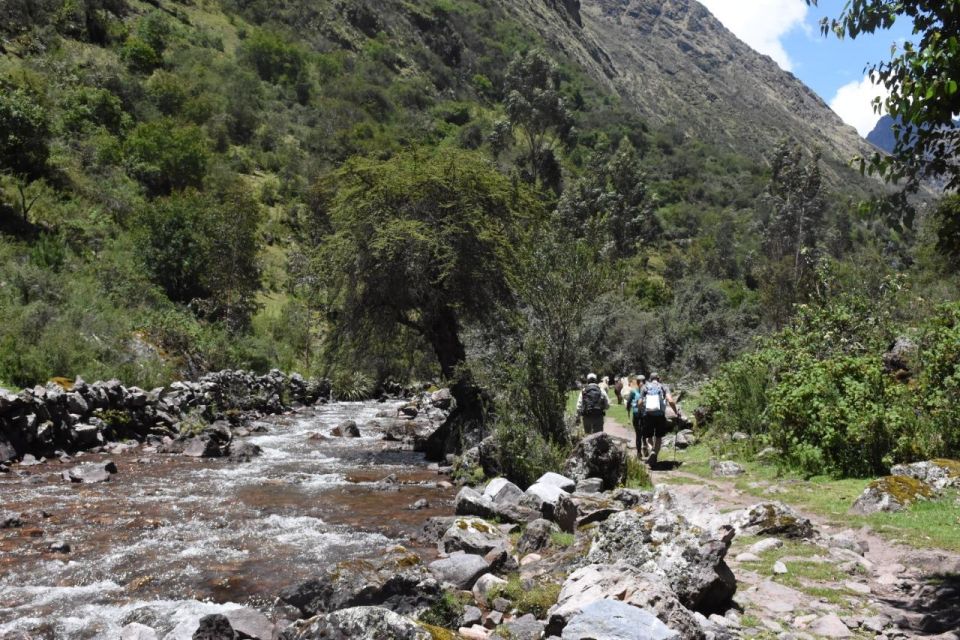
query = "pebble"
xmin=48 ymin=540 xmax=71 ymax=553
xmin=461 ymin=605 xmax=482 ymax=627
xmin=808 ymin=613 xmax=853 ymax=638
xmin=735 ymin=552 xmax=761 ymax=562
xmin=773 ymin=561 xmax=789 ymax=574
xmin=484 ymin=611 xmax=503 ymax=628
xmin=409 ymin=499 xmax=429 ymax=510
xmin=519 ymin=553 xmax=541 ymax=566
xmin=492 ymin=597 xmax=510 ymax=612
xmin=458 ymin=625 xmax=488 ymax=639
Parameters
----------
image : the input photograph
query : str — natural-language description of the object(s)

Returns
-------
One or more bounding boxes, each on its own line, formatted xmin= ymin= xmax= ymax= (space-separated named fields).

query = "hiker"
xmin=576 ymin=373 xmax=609 ymax=435
xmin=626 ymin=375 xmax=646 ymax=456
xmin=639 ymin=372 xmax=678 ymax=465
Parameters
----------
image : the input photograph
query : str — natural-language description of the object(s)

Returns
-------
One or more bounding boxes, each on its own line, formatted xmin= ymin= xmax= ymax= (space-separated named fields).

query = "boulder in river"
xmin=278 ymin=548 xmax=440 ymax=618
xmin=62 ymin=460 xmax=117 ymax=483
xmin=563 ymin=432 xmax=627 ymax=490
xmin=332 ymin=420 xmax=361 ymax=438
xmin=191 ymin=614 xmax=236 ymax=640
xmin=284 ymin=606 xmax=431 ymax=640
xmin=226 ymin=442 xmax=262 ymax=463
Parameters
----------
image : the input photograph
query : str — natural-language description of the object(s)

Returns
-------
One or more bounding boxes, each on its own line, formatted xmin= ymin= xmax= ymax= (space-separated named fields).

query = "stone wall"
xmin=0 ymin=369 xmax=330 ymax=462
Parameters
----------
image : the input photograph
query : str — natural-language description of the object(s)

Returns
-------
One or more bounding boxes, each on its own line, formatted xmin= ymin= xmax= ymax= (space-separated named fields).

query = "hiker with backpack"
xmin=625 ymin=374 xmax=646 ymax=456
xmin=638 ymin=372 xmax=678 ymax=465
xmin=576 ymin=373 xmax=609 ymax=434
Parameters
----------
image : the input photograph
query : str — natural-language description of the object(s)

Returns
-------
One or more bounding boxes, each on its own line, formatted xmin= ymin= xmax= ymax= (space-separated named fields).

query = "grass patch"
xmin=549 ymin=531 xmax=575 ymax=548
xmin=624 ymin=455 xmax=652 ymax=488
xmin=490 ymin=574 xmax=562 ymax=618
xmin=419 ymin=590 xmax=466 ymax=629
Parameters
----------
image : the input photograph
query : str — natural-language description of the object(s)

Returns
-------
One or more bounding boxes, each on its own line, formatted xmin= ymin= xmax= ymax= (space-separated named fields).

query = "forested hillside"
xmin=1 ymin=0 xmax=957 ymax=473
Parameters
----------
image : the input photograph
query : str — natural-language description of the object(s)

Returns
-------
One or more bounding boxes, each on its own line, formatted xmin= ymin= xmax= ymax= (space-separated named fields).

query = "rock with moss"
xmin=890 ymin=459 xmax=960 ymax=492
xmin=283 ymin=606 xmax=431 ymax=640
xmin=587 ymin=489 xmax=736 ymax=614
xmin=547 ymin=563 xmax=703 ymax=639
xmin=278 ymin=549 xmax=440 ymax=618
xmin=732 ymin=502 xmax=814 ymax=539
xmin=850 ymin=475 xmax=935 ymax=515
xmin=440 ymin=517 xmax=509 ymax=555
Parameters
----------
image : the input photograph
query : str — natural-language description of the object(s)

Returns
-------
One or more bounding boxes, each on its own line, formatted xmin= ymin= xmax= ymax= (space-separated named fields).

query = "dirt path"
xmin=645 ymin=468 xmax=960 ymax=638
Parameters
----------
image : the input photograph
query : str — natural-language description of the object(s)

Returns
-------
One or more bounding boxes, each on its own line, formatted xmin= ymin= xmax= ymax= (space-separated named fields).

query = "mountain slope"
xmin=506 ymin=0 xmax=882 ymax=194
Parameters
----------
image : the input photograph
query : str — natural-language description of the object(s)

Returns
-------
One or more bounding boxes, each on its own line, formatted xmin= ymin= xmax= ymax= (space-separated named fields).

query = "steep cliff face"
xmin=512 ymin=0 xmax=882 ymax=192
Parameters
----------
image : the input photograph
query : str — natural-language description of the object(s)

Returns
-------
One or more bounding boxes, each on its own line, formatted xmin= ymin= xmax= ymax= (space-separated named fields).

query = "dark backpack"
xmin=581 ymin=384 xmax=604 ymax=417
xmin=642 ymin=382 xmax=665 ymax=416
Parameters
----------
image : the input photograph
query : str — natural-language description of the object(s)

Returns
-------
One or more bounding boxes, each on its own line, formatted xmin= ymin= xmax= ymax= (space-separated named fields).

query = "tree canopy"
xmin=314 ymin=147 xmax=543 ymax=381
xmin=809 ymin=0 xmax=960 ymax=191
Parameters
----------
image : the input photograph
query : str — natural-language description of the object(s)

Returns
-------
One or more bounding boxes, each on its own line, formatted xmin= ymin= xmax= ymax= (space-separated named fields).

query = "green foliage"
xmin=60 ymin=86 xmax=124 ymax=133
xmin=120 ymin=36 xmax=162 ymax=73
xmin=314 ymin=147 xmax=542 ymax=380
xmin=124 ymin=119 xmax=208 ymax=195
xmin=624 ymin=455 xmax=652 ymax=488
xmin=0 ymin=87 xmax=50 ymax=178
xmin=490 ymin=575 xmax=562 ymax=618
xmin=418 ymin=591 xmax=465 ymax=629
xmin=703 ymin=282 xmax=960 ymax=477
xmin=240 ymin=28 xmax=309 ymax=96
xmin=331 ymin=370 xmax=375 ymax=401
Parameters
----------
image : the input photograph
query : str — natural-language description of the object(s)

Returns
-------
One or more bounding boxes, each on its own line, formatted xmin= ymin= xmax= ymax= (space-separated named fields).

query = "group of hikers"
xmin=576 ymin=372 xmax=680 ymax=466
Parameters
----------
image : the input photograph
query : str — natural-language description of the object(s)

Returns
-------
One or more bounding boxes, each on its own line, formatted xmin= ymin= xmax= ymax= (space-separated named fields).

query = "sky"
xmin=697 ymin=0 xmax=915 ymax=137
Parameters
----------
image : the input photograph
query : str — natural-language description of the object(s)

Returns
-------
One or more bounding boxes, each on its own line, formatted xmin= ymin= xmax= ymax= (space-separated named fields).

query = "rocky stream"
xmin=0 ymin=397 xmax=455 ymax=639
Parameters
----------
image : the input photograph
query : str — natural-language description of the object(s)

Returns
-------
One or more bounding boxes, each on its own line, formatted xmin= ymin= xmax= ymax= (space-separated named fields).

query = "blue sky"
xmin=698 ymin=0 xmax=915 ymax=137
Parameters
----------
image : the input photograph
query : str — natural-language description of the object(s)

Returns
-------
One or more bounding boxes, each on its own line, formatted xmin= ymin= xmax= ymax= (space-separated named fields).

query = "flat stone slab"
xmin=742 ymin=579 xmax=805 ymax=614
xmin=561 ymin=599 xmax=680 ymax=640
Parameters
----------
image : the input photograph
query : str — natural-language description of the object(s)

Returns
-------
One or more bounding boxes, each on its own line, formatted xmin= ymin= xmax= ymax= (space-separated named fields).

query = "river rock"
xmin=226 ymin=442 xmax=262 ymax=463
xmin=733 ymin=502 xmax=814 ymax=538
xmin=561 ymin=599 xmax=680 ymax=640
xmin=48 ymin=540 xmax=71 ymax=553
xmin=587 ymin=490 xmax=736 ymax=614
xmin=518 ymin=518 xmax=561 ymax=555
xmin=62 ymin=460 xmax=117 ymax=483
xmin=333 ymin=420 xmax=361 ymax=438
xmin=483 ymin=477 xmax=524 ymax=505
xmin=890 ymin=459 xmax=960 ymax=491
xmin=192 ymin=614 xmax=236 ymax=640
xmin=456 ymin=486 xmax=538 ymax=524
xmin=183 ymin=436 xmax=223 ymax=458
xmin=523 ymin=482 xmax=577 ymax=532
xmin=222 ymin=608 xmax=276 ymax=640
xmin=850 ymin=475 xmax=935 ymax=515
xmin=285 ymin=606 xmax=431 ymax=640
xmin=536 ymin=471 xmax=576 ymax=492
xmin=441 ymin=517 xmax=509 ymax=555
xmin=547 ymin=563 xmax=702 ymax=639
xmin=121 ymin=623 xmax=159 ymax=640
xmin=711 ymin=461 xmax=745 ymax=477
xmin=2 ymin=512 xmax=23 ymax=528
xmin=428 ymin=551 xmax=490 ymax=589
xmin=563 ymin=432 xmax=627 ymax=490
xmin=279 ymin=549 xmax=440 ymax=617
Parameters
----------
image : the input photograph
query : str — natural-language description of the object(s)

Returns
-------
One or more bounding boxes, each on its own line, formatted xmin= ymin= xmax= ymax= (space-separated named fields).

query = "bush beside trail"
xmin=700 ymin=295 xmax=960 ymax=478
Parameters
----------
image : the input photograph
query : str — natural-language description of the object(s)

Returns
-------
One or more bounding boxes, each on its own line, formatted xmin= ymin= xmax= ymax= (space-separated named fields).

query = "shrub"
xmin=0 ymin=88 xmax=50 ymax=178
xmin=124 ymin=119 xmax=208 ymax=195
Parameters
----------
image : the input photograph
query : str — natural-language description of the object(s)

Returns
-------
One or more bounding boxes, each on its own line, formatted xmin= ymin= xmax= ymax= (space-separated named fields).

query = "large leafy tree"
xmin=809 ymin=1 xmax=960 ymax=192
xmin=314 ymin=147 xmax=542 ymax=394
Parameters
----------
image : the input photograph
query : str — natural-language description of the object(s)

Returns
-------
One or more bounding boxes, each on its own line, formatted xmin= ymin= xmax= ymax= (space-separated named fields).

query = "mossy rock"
xmin=931 ymin=458 xmax=960 ymax=478
xmin=851 ymin=474 xmax=934 ymax=515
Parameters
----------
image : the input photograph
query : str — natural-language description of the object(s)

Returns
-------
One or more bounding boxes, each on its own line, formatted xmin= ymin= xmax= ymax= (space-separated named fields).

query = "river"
xmin=0 ymin=400 xmax=454 ymax=639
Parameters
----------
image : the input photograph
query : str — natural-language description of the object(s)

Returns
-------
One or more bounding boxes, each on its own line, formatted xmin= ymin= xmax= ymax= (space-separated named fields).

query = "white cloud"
xmin=698 ymin=0 xmax=809 ymax=71
xmin=829 ymin=76 xmax=890 ymax=136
